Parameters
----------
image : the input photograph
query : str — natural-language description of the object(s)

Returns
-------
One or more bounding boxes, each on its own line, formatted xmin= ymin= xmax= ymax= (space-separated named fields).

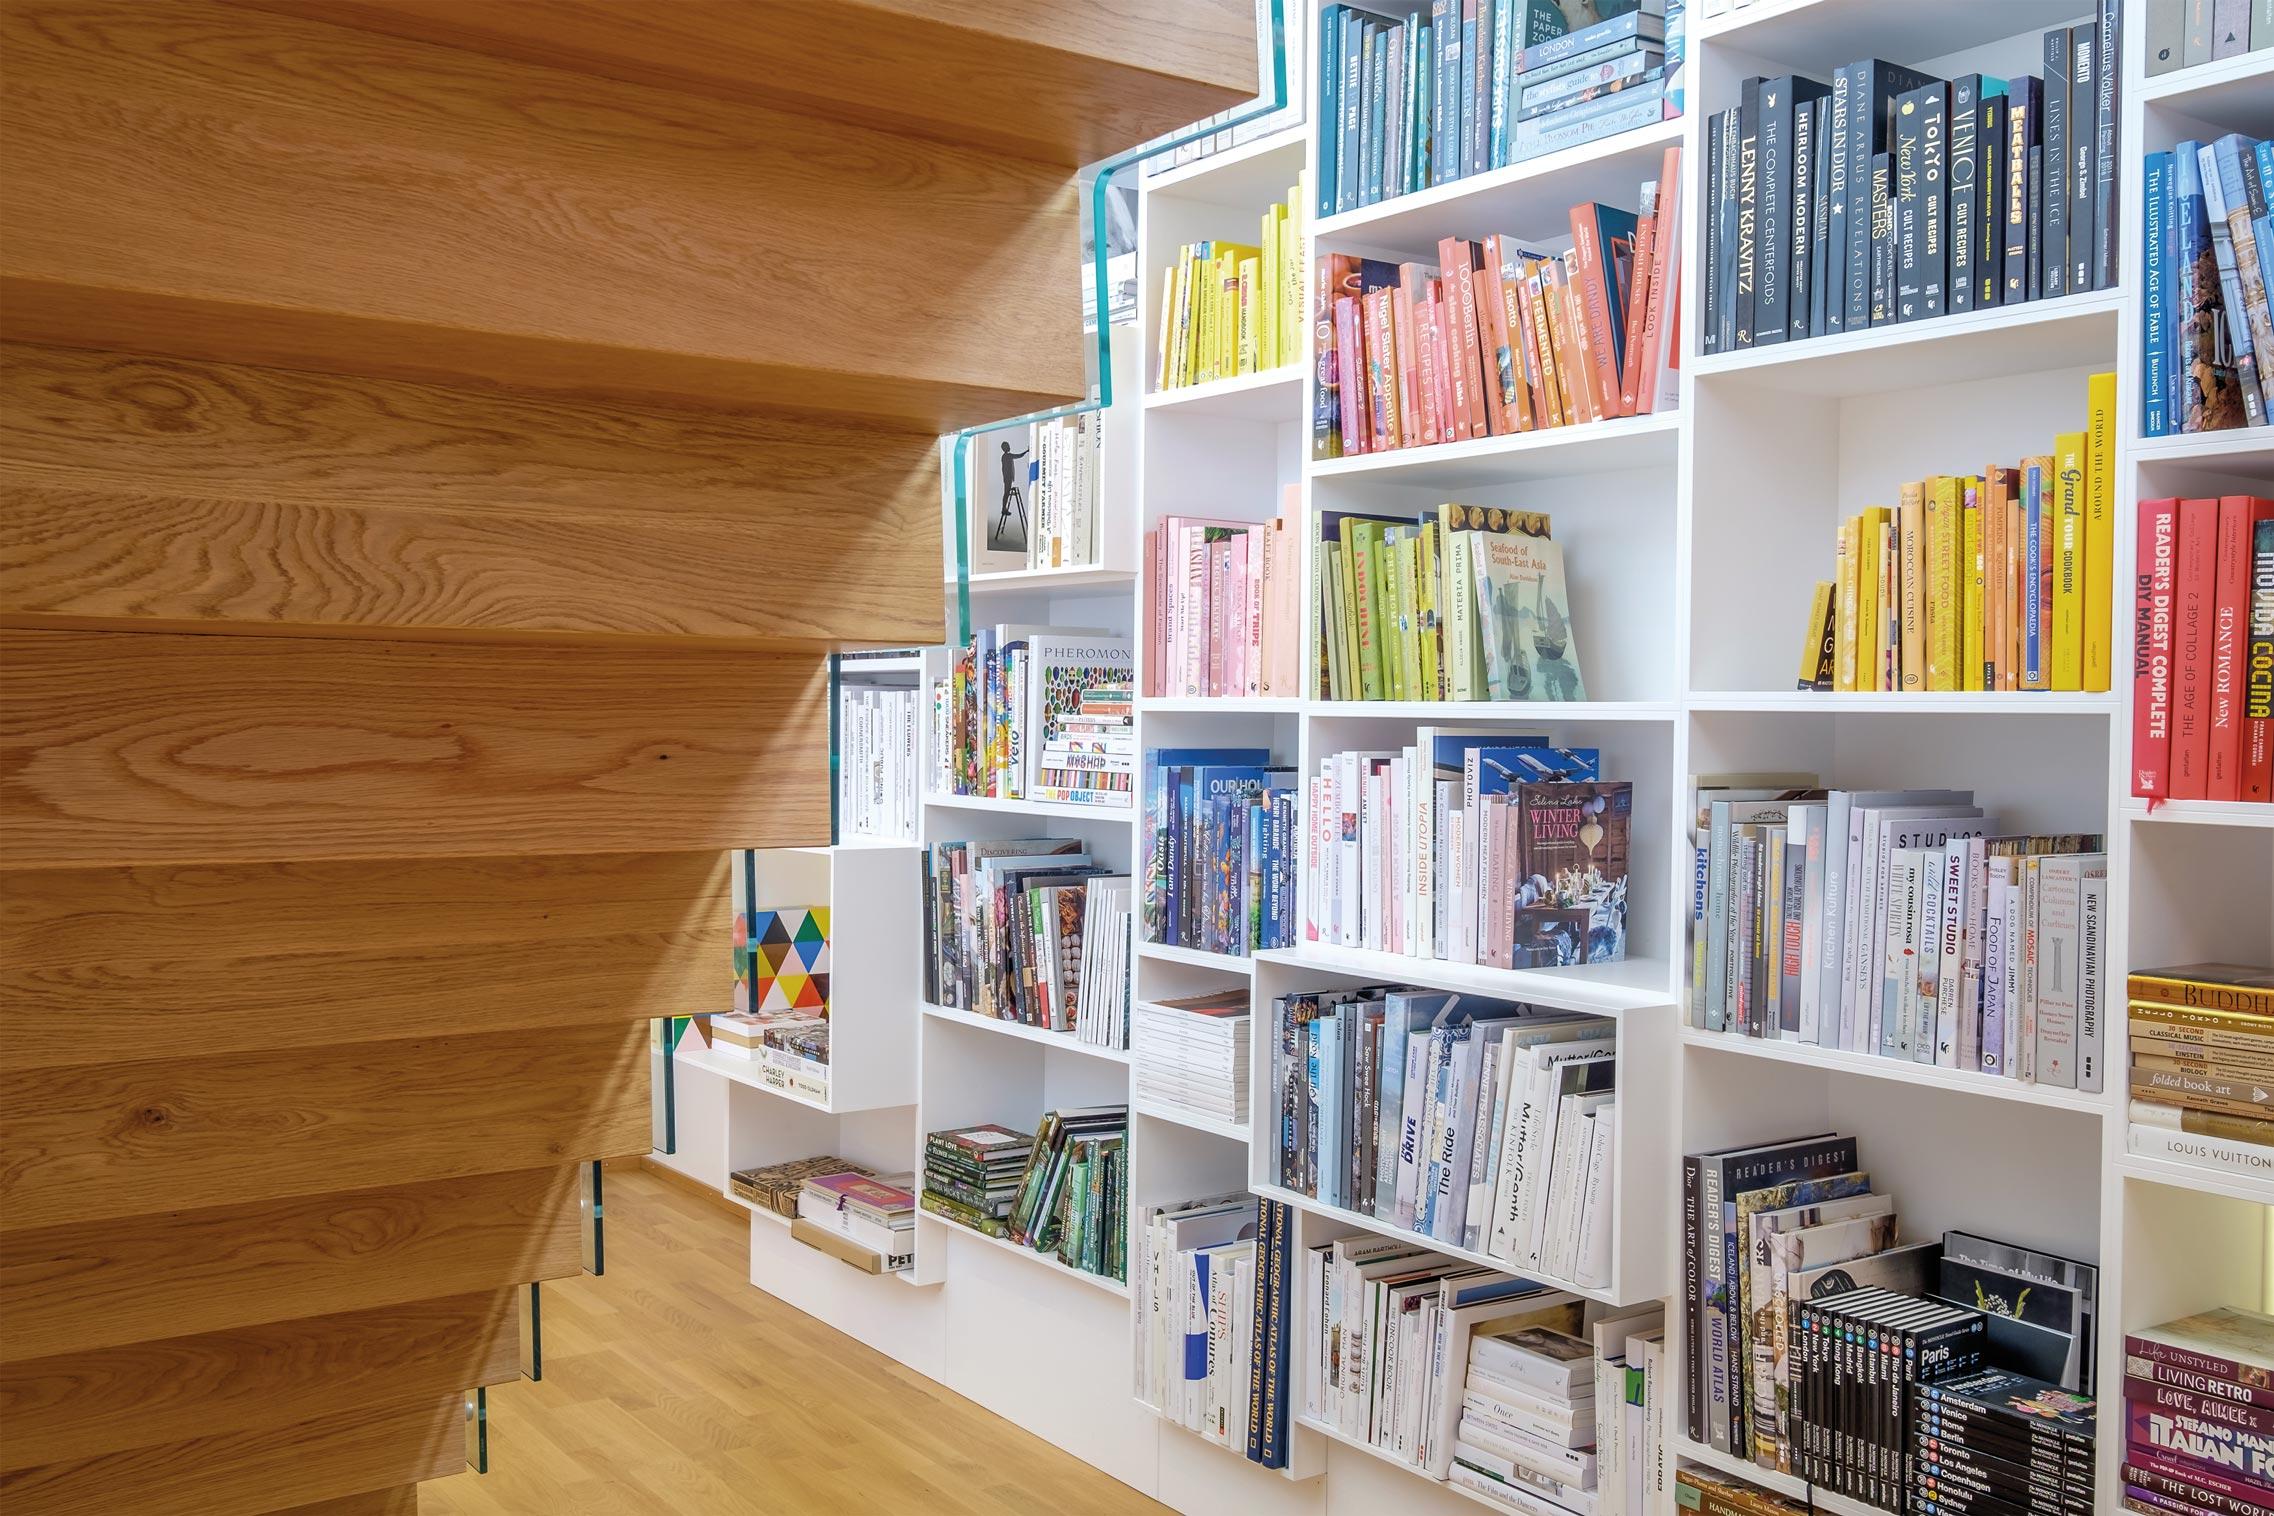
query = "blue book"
xmin=2143 ymin=151 xmax=2172 ymax=437
xmin=1374 ymin=990 xmax=1457 ymax=1217
xmin=2024 ymin=459 xmax=2045 ymax=685
xmin=2175 ymin=139 xmax=2211 ymax=426
xmin=1519 ymin=2 xmax=1664 ymax=73
xmin=1417 ymin=1026 xmax=1462 ymax=1235
xmin=1488 ymin=0 xmax=1517 ymax=170
xmin=1436 ymin=0 xmax=1461 ymax=183
xmin=1365 ymin=24 xmax=1389 ymax=207
xmin=1317 ymin=1015 xmax=1344 ymax=1210
xmin=1319 ymin=6 xmax=1343 ymax=216
xmin=1339 ymin=11 xmax=1365 ymax=215
xmin=1465 ymin=746 xmax=1603 ymax=808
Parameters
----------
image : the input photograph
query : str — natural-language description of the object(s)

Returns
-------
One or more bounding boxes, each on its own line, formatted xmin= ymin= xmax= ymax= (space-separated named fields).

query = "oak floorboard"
xmin=416 ymin=1167 xmax=1166 ymax=1516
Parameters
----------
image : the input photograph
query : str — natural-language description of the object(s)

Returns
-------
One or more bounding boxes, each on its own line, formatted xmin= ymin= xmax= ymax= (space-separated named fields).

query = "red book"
xmin=1314 ymin=253 xmax=1360 ymax=460
xmin=1391 ymin=270 xmax=1426 ymax=450
xmin=2209 ymin=497 xmax=2259 ymax=799
xmin=1634 ymin=141 xmax=1684 ymax=415
xmin=1429 ymin=301 xmax=1458 ymax=444
xmin=1412 ymin=292 xmax=1444 ymax=445
xmin=1361 ymin=288 xmax=1401 ymax=448
xmin=2173 ymin=497 xmax=2219 ymax=799
xmin=2248 ymin=508 xmax=2274 ymax=802
xmin=2134 ymin=498 xmax=2180 ymax=799
xmin=1569 ymin=203 xmax=1629 ymax=419
xmin=1438 ymin=237 xmax=1490 ymax=438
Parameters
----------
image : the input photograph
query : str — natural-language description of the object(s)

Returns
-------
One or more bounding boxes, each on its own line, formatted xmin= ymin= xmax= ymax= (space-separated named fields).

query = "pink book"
xmin=1226 ymin=530 xmax=1250 ymax=699
xmin=1245 ymin=528 xmax=1265 ymax=697
xmin=1142 ymin=525 xmax=1162 ymax=698
xmin=1335 ymin=296 xmax=1368 ymax=454
xmin=2207 ymin=496 xmax=2253 ymax=800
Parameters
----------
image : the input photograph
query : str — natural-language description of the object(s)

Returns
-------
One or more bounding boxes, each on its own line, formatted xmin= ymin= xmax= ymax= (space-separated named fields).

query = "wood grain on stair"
xmin=0 ymin=630 xmax=828 ymax=868
xmin=0 ymin=1024 xmax=648 ymax=1232
xmin=0 ymin=1167 xmax=582 ymax=1364
xmin=0 ymin=852 xmax=727 ymax=1068
xmin=0 ymin=1290 xmax=518 ymax=1469
xmin=0 ymin=344 xmax=942 ymax=648
xmin=2 ymin=0 xmax=1085 ymax=426
xmin=0 ymin=1394 xmax=465 ymax=1516
xmin=240 ymin=0 xmax=1265 ymax=167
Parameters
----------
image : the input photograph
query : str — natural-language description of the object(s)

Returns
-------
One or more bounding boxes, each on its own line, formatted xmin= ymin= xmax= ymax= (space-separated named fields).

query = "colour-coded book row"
xmin=1269 ymin=988 xmax=1619 ymax=1289
xmin=1792 ymin=373 xmax=2117 ymax=695
xmin=1317 ymin=0 xmax=1682 ymax=218
xmin=1317 ymin=504 xmax=1586 ymax=705
xmin=2142 ymin=134 xmax=2274 ymax=436
xmin=1313 ymin=161 xmax=1682 ymax=460
xmin=1305 ymin=735 xmax=1629 ymax=969
xmin=1703 ymin=14 xmax=2123 ymax=353
xmin=1152 ymin=178 xmax=1305 ymax=391
xmin=1689 ymin=777 xmax=2108 ymax=1089
xmin=2131 ymin=496 xmax=2274 ymax=802
xmin=1140 ymin=748 xmax=1299 ymax=959
xmin=1143 ymin=492 xmax=1304 ymax=701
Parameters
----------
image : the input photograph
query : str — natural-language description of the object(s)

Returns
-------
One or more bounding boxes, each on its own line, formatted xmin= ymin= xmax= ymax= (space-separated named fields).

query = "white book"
xmin=2128 ymin=1119 xmax=2274 ymax=1180
xmin=1956 ymin=837 xmax=1990 ymax=1071
xmin=1842 ymin=797 xmax=1976 ymax=1049
xmin=1792 ymin=803 xmax=1829 ymax=1043
xmin=1999 ymin=873 xmax=2025 ymax=1076
xmin=1393 ymin=1028 xmax=1432 ymax=1231
xmin=1448 ymin=1459 xmax=1595 ymax=1516
xmin=2019 ymin=858 xmax=2043 ymax=1081
xmin=1517 ymin=1053 xmax=1615 ymax=1272
xmin=2079 ymin=869 xmax=2106 ymax=1093
xmin=1543 ymin=1091 xmax=1612 ymax=1280
xmin=1489 ymin=1036 xmax=1613 ymax=1263
xmin=1575 ymin=1105 xmax=1616 ymax=1291
xmin=1932 ymin=839 xmax=1968 ymax=1067
xmin=2031 ymin=853 xmax=2102 ymax=1089
xmin=1633 ymin=1331 xmax=1667 ymax=1511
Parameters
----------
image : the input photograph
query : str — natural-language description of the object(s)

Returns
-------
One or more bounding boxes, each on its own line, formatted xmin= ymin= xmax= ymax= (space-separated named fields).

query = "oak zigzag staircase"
xmin=0 ymin=2 xmax=1256 ymax=1508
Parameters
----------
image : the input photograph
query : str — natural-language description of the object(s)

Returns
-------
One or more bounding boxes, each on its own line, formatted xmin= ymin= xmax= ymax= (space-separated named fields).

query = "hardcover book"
xmin=1512 ymin=781 xmax=1630 ymax=965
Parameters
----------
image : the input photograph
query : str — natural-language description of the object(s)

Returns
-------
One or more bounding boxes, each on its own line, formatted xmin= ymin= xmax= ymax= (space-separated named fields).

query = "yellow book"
xmin=1237 ymin=256 xmax=1260 ymax=377
xmin=1416 ymin=520 xmax=1443 ymax=700
xmin=1834 ymin=514 xmax=1861 ymax=692
xmin=1798 ymin=580 xmax=1836 ymax=690
xmin=1962 ymin=484 xmax=1985 ymax=692
xmin=1282 ymin=187 xmax=1304 ymax=367
xmin=1853 ymin=507 xmax=1889 ymax=692
xmin=1926 ymin=476 xmax=1962 ymax=692
xmin=1898 ymin=483 xmax=1927 ymax=691
xmin=1217 ymin=246 xmax=1257 ymax=379
xmin=1167 ymin=244 xmax=1197 ymax=388
xmin=1259 ymin=205 xmax=1280 ymax=377
xmin=2083 ymin=370 xmax=2117 ymax=691
xmin=1154 ymin=263 xmax=1179 ymax=391
xmin=2051 ymin=429 xmax=2087 ymax=691
xmin=1874 ymin=519 xmax=1897 ymax=690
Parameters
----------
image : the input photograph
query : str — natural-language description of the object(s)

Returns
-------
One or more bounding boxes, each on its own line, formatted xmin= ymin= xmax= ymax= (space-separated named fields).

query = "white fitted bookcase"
xmin=653 ymin=4 xmax=2273 ymax=1512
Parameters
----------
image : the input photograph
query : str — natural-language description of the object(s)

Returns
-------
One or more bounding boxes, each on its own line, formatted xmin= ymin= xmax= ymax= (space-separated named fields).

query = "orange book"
xmin=1619 ymin=205 xmax=1657 ymax=415
xmin=1487 ymin=237 xmax=1536 ymax=432
xmin=1516 ymin=268 xmax=1564 ymax=430
xmin=1540 ymin=259 xmax=1594 ymax=424
xmin=1412 ymin=292 xmax=1445 ymax=444
xmin=1393 ymin=265 xmax=1431 ymax=449
xmin=1477 ymin=235 xmax=1527 ymax=433
xmin=1982 ymin=467 xmax=2010 ymax=691
xmin=1569 ymin=203 xmax=1630 ymax=419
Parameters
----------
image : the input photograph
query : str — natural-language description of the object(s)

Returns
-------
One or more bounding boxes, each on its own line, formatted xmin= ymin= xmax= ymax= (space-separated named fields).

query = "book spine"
xmin=2211 ymin=499 xmax=2253 ymax=799
xmin=1950 ymin=77 xmax=1979 ymax=315
xmin=2043 ymin=27 xmax=2070 ymax=299
xmin=1919 ymin=83 xmax=1948 ymax=320
xmin=2136 ymin=499 xmax=2180 ymax=797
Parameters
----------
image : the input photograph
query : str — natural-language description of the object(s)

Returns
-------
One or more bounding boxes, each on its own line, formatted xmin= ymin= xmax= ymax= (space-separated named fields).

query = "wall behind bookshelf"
xmin=651 ymin=5 xmax=2272 ymax=1514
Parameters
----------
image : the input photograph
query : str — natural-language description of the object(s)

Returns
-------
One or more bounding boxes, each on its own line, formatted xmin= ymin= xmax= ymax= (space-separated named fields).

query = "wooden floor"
xmin=421 ymin=1165 xmax=1169 ymax=1516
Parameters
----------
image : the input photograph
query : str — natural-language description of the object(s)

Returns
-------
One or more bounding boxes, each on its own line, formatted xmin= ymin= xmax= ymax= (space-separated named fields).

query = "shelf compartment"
xmin=1681 ymin=1028 xmax=2110 ymax=1114
xmin=1144 ymin=367 xmax=1303 ymax=421
xmin=917 ymin=1210 xmax=1131 ymax=1297
xmin=1135 ymin=940 xmax=1257 ymax=975
xmin=949 ymin=564 xmax=1138 ymax=595
xmin=1688 ymin=691 xmax=2117 ymax=716
xmin=1142 ymin=124 xmax=1308 ymax=202
xmin=680 ymin=1044 xmax=834 ymax=1113
xmin=1695 ymin=0 xmax=2090 ymax=77
xmin=1307 ymin=699 xmax=1678 ymax=722
xmin=1675 ymin=1437 xmax=1879 ymax=1516
xmin=1316 ymin=116 xmax=1683 ymax=256
xmin=1252 ymin=1182 xmax=1622 ymax=1306
xmin=924 ymin=790 xmax=1137 ymax=822
xmin=1308 ymin=411 xmax=1679 ymax=487
xmin=920 ymin=1000 xmax=1134 ymax=1064
xmin=2124 ymin=798 xmax=2274 ymax=829
xmin=1131 ymin=1099 xmax=1249 ymax=1144
xmin=1258 ymin=943 xmax=1674 ymax=1016
xmin=1691 ymin=290 xmax=2121 ymax=396
xmin=2120 ymin=1141 xmax=2274 ymax=1209
xmin=2140 ymin=48 xmax=2274 ymax=134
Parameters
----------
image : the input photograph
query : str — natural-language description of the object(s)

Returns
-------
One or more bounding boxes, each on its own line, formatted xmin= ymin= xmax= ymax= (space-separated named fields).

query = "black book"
xmin=2004 ymin=76 xmax=2040 ymax=304
xmin=1736 ymin=75 xmax=1764 ymax=348
xmin=1809 ymin=96 xmax=1832 ymax=336
xmin=1838 ymin=58 xmax=1942 ymax=330
xmin=1757 ymin=74 xmax=1830 ymax=345
xmin=1894 ymin=88 xmax=1923 ymax=324
xmin=1979 ymin=91 xmax=2007 ymax=307
xmin=2068 ymin=24 xmax=2096 ymax=294
xmin=1869 ymin=150 xmax=1895 ymax=325
xmin=1788 ymin=97 xmax=1815 ymax=340
xmin=2040 ymin=27 xmax=2069 ymax=299
xmin=1949 ymin=76 xmax=1983 ymax=313
xmin=1825 ymin=69 xmax=1854 ymax=333
xmin=2027 ymin=140 xmax=2045 ymax=302
xmin=1718 ymin=105 xmax=1744 ymax=353
xmin=1704 ymin=108 xmax=1725 ymax=354
xmin=2092 ymin=0 xmax=2121 ymax=288
xmin=1917 ymin=82 xmax=1950 ymax=319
